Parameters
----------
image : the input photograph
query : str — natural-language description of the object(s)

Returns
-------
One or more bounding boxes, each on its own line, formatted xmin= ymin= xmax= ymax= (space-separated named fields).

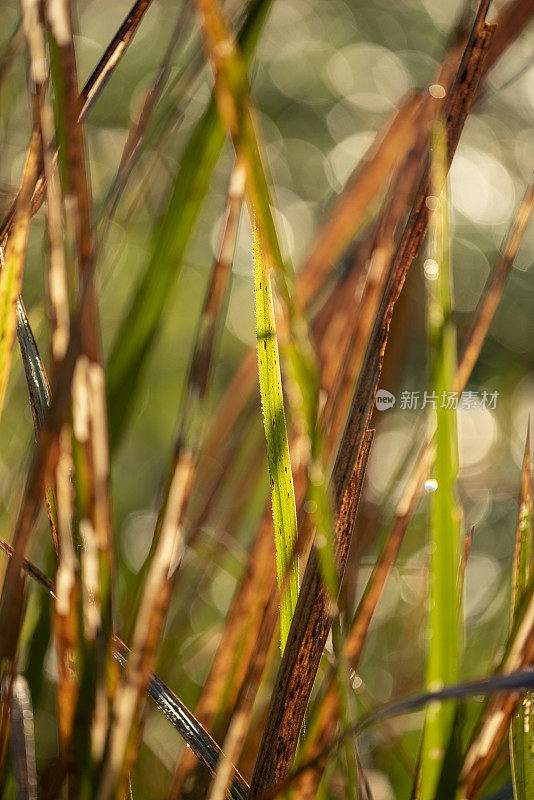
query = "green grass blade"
xmin=510 ymin=426 xmax=534 ymax=800
xmin=106 ymin=0 xmax=273 ymax=450
xmin=419 ymin=120 xmax=462 ymax=800
xmin=253 ymin=224 xmax=298 ymax=652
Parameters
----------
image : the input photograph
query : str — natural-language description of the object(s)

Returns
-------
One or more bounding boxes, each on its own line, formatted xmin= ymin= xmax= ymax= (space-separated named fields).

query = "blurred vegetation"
xmin=0 ymin=0 xmax=534 ymax=798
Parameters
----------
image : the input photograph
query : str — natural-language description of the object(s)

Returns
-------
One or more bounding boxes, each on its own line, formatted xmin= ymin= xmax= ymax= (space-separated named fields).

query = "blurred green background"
xmin=1 ymin=0 xmax=534 ymax=796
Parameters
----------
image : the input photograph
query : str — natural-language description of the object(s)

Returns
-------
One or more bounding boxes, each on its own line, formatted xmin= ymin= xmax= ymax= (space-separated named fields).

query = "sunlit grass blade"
xmin=510 ymin=425 xmax=534 ymax=800
xmin=0 ymin=131 xmax=40 ymax=419
xmin=253 ymin=224 xmax=298 ymax=651
xmin=48 ymin=4 xmax=116 ymax=792
xmin=106 ymin=0 xmax=273 ymax=449
xmin=419 ymin=119 xmax=462 ymax=800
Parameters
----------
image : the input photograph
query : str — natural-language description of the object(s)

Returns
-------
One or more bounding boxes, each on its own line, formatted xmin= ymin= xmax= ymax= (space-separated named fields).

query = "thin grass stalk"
xmin=20 ymin=2 xmax=78 ymax=766
xmin=53 ymin=423 xmax=79 ymax=753
xmin=0 ymin=136 xmax=43 ymax=771
xmin=97 ymin=1 xmax=192 ymax=247
xmin=443 ymin=545 xmax=534 ymax=793
xmin=295 ymin=94 xmax=424 ymax=311
xmin=509 ymin=426 xmax=534 ymax=800
xmin=323 ymin=122 xmax=429 ymax=457
xmin=21 ymin=0 xmax=70 ymax=369
xmin=0 ymin=312 xmax=83 ymax=725
xmin=47 ymin=5 xmax=115 ymax=792
xmin=455 ymin=174 xmax=534 ymax=391
xmin=418 ymin=119 xmax=461 ymax=800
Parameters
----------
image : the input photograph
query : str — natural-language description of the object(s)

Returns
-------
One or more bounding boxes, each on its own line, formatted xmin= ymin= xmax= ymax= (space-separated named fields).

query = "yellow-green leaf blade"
xmin=253 ymin=225 xmax=298 ymax=652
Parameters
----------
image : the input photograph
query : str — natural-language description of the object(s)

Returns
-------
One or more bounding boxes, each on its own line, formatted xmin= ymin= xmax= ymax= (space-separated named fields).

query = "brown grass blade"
xmin=249 ymin=431 xmax=374 ymax=798
xmin=123 ymin=157 xmax=245 ymax=645
xmin=456 ymin=174 xmax=534 ymax=391
xmin=331 ymin=4 xmax=494 ymax=507
xmin=79 ymin=0 xmax=155 ymax=119
xmin=47 ymin=4 xmax=115 ymax=785
xmin=52 ymin=424 xmax=79 ymax=753
xmin=296 ymin=94 xmax=424 ymax=311
xmin=99 ymin=2 xmax=192 ymax=242
xmin=323 ymin=125 xmax=429 ymax=454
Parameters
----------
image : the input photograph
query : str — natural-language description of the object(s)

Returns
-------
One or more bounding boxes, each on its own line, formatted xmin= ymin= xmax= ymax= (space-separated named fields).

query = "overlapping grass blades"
xmin=106 ymin=0 xmax=274 ymax=449
xmin=253 ymin=223 xmax=298 ymax=651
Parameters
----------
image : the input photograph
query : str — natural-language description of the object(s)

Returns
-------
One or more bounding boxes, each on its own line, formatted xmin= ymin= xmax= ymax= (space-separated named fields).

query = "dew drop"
xmin=424 ymin=258 xmax=439 ymax=280
xmin=429 ymin=83 xmax=446 ymax=99
xmin=424 ymin=478 xmax=438 ymax=493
